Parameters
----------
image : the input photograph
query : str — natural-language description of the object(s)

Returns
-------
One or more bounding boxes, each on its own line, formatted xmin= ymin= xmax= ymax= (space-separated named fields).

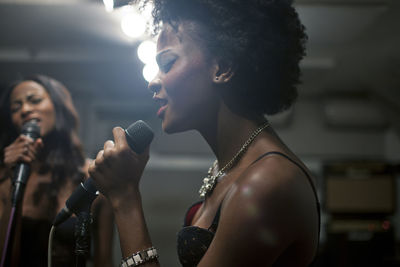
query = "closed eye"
xmin=30 ymin=97 xmax=43 ymax=104
xmin=9 ymin=97 xmax=43 ymax=113
xmin=160 ymin=59 xmax=176 ymax=73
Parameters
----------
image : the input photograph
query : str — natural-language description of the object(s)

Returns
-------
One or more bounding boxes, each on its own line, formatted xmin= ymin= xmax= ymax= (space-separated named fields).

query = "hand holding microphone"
xmin=89 ymin=123 xmax=153 ymax=199
xmin=53 ymin=120 xmax=154 ymax=226
xmin=6 ymin=120 xmax=43 ymax=206
xmin=4 ymin=120 xmax=43 ymax=170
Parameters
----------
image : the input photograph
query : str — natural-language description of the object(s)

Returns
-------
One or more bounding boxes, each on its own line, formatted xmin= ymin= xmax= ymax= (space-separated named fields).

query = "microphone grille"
xmin=21 ymin=120 xmax=41 ymax=139
xmin=125 ymin=120 xmax=154 ymax=154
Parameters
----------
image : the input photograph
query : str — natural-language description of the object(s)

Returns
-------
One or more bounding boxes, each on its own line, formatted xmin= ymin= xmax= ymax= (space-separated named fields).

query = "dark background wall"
xmin=0 ymin=0 xmax=399 ymax=266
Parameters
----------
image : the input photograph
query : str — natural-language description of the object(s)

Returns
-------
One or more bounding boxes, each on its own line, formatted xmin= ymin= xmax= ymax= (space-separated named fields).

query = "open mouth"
xmin=157 ymin=104 xmax=168 ymax=117
xmin=155 ymin=98 xmax=168 ymax=117
xmin=23 ymin=118 xmax=40 ymax=125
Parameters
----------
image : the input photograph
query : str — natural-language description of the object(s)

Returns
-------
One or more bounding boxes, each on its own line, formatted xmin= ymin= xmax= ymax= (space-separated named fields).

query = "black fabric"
xmin=177 ymin=202 xmax=221 ymax=267
xmin=177 ymin=225 xmax=214 ymax=267
xmin=19 ymin=216 xmax=77 ymax=267
xmin=177 ymin=151 xmax=321 ymax=267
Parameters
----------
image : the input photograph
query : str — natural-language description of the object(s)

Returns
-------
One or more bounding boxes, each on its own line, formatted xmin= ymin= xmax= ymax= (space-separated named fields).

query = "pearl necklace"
xmin=199 ymin=122 xmax=270 ymax=198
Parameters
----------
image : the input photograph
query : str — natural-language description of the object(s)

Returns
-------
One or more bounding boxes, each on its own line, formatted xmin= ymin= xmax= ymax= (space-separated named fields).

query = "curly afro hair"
xmin=138 ymin=0 xmax=307 ymax=116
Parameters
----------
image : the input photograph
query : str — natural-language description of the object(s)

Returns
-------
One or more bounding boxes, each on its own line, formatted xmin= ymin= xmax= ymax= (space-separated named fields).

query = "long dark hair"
xmin=0 ymin=74 xmax=85 ymax=214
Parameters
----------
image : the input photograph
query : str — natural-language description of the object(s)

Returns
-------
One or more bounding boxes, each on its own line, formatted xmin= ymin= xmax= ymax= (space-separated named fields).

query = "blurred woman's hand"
xmin=3 ymin=135 xmax=43 ymax=170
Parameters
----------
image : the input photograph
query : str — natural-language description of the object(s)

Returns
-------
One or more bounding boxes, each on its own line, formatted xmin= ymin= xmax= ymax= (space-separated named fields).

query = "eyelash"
xmin=31 ymin=98 xmax=42 ymax=104
xmin=10 ymin=98 xmax=43 ymax=113
xmin=160 ymin=59 xmax=176 ymax=73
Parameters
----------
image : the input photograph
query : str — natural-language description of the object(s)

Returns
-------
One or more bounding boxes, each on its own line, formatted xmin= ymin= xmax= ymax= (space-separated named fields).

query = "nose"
xmin=148 ymin=77 xmax=162 ymax=96
xmin=20 ymin=102 xmax=33 ymax=118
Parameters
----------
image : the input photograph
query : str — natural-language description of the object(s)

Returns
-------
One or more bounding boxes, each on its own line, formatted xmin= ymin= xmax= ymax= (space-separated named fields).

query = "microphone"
xmin=11 ymin=120 xmax=41 ymax=207
xmin=53 ymin=120 xmax=154 ymax=226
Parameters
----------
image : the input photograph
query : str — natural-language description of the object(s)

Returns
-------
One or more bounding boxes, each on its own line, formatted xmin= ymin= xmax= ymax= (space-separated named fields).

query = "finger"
xmin=19 ymin=142 xmax=39 ymax=162
xmin=88 ymin=159 xmax=96 ymax=176
xmin=13 ymin=137 xmax=31 ymax=148
xmin=95 ymin=149 xmax=104 ymax=163
xmin=103 ymin=140 xmax=115 ymax=158
xmin=4 ymin=147 xmax=26 ymax=163
xmin=11 ymin=153 xmax=33 ymax=164
xmin=34 ymin=138 xmax=44 ymax=149
xmin=23 ymin=145 xmax=29 ymax=155
xmin=112 ymin=127 xmax=128 ymax=150
xmin=26 ymin=147 xmax=37 ymax=159
xmin=19 ymin=134 xmax=34 ymax=143
xmin=20 ymin=155 xmax=34 ymax=163
xmin=104 ymin=140 xmax=114 ymax=150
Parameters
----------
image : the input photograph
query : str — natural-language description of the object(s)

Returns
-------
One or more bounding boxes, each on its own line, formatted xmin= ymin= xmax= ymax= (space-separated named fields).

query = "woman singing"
xmin=90 ymin=0 xmax=320 ymax=266
xmin=0 ymin=74 xmax=114 ymax=266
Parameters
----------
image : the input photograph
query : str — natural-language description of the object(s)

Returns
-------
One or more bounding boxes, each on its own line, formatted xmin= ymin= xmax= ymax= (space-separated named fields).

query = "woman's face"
xmin=149 ymin=22 xmax=220 ymax=133
xmin=10 ymin=80 xmax=56 ymax=137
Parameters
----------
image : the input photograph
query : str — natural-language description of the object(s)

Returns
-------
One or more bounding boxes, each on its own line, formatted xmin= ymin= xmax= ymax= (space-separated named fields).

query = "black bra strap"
xmin=251 ymin=151 xmax=321 ymax=243
xmin=251 ymin=151 xmax=319 ymax=199
xmin=207 ymin=151 xmax=321 ymax=243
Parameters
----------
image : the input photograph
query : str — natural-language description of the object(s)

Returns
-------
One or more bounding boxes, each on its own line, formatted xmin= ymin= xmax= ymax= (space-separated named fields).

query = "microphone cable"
xmin=0 ymin=207 xmax=16 ymax=267
xmin=47 ymin=226 xmax=56 ymax=267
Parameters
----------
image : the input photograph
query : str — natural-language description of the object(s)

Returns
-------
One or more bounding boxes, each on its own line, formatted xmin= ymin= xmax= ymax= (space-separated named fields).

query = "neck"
xmin=197 ymin=103 xmax=267 ymax=169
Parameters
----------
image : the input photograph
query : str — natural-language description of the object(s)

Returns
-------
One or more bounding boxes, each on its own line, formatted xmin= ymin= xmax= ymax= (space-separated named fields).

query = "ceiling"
xmin=0 ymin=0 xmax=399 ymax=120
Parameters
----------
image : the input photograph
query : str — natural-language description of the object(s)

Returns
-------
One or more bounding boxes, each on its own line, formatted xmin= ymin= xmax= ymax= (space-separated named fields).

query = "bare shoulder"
xmin=215 ymin=154 xmax=318 ymax=257
xmin=203 ymin=155 xmax=319 ymax=265
xmin=229 ymin=154 xmax=315 ymax=208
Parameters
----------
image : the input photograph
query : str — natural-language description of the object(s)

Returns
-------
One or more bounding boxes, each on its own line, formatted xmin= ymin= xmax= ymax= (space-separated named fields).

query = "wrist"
xmin=110 ymin=188 xmax=142 ymax=214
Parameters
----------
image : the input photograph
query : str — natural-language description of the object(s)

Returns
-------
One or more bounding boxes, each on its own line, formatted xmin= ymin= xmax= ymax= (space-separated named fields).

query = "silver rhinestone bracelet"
xmin=120 ymin=246 xmax=158 ymax=267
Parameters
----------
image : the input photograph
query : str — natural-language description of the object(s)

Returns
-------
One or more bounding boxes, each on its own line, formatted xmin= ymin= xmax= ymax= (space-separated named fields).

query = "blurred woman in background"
xmin=0 ymin=74 xmax=114 ymax=266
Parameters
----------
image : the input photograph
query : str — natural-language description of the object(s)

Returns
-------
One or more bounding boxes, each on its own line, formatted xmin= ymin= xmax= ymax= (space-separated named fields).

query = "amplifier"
xmin=325 ymin=175 xmax=395 ymax=214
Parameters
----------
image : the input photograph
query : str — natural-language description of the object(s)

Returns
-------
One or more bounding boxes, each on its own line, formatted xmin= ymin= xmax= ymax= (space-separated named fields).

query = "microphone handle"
xmin=11 ymin=163 xmax=31 ymax=207
xmin=53 ymin=179 xmax=98 ymax=226
xmin=11 ymin=121 xmax=40 ymax=207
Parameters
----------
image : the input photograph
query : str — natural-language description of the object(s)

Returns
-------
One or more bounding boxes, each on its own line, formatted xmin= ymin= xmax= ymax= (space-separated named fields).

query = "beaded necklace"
xmin=199 ymin=122 xmax=270 ymax=198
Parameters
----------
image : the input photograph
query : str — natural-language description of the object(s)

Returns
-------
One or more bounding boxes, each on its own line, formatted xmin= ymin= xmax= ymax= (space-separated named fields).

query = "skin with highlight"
xmin=151 ymin=23 xmax=220 ymax=134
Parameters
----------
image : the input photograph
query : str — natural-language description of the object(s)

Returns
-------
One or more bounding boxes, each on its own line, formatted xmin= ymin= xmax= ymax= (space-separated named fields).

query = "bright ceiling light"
xmin=121 ymin=13 xmax=146 ymax=38
xmin=137 ymin=40 xmax=157 ymax=64
xmin=103 ymin=0 xmax=114 ymax=12
xmin=143 ymin=63 xmax=159 ymax=82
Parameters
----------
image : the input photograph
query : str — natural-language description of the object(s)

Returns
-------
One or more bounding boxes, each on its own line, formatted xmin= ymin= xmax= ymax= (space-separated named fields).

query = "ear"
xmin=212 ymin=59 xmax=235 ymax=84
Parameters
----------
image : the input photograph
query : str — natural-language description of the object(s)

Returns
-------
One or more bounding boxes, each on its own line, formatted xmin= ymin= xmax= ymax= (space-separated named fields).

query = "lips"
xmin=154 ymin=97 xmax=168 ymax=118
xmin=23 ymin=117 xmax=40 ymax=125
xmin=156 ymin=105 xmax=167 ymax=117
